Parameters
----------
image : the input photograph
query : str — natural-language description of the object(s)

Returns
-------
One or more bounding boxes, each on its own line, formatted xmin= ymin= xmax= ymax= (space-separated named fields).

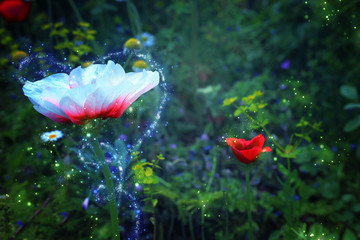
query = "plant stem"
xmin=152 ymin=193 xmax=157 ymax=240
xmin=246 ymin=167 xmax=254 ymax=240
xmin=244 ymin=113 xmax=285 ymax=152
xmin=167 ymin=207 xmax=175 ymax=239
xmin=287 ymin=157 xmax=291 ymax=172
xmin=287 ymin=157 xmax=294 ymax=226
xmin=201 ymin=205 xmax=205 ymax=240
xmin=190 ymin=0 xmax=199 ymax=90
xmin=47 ymin=0 xmax=53 ymax=47
xmin=153 ymin=207 xmax=157 ymax=240
xmin=53 ymin=145 xmax=63 ymax=171
xmin=224 ymin=191 xmax=229 ymax=240
xmin=189 ymin=213 xmax=196 ymax=240
xmin=201 ymin=157 xmax=217 ymax=240
xmin=206 ymin=157 xmax=217 ymax=192
xmin=92 ymin=138 xmax=120 ymax=240
xmin=123 ymin=52 xmax=133 ymax=70
xmin=68 ymin=0 xmax=84 ymax=22
xmin=126 ymin=0 xmax=142 ymax=36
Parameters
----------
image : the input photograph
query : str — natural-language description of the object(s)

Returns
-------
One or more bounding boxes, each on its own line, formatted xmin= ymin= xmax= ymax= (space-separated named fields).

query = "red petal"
xmin=229 ymin=146 xmax=262 ymax=164
xmin=106 ymin=96 xmax=129 ymax=118
xmin=226 ymin=138 xmax=246 ymax=150
xmin=247 ymin=134 xmax=265 ymax=149
xmin=59 ymin=96 xmax=88 ymax=125
xmin=262 ymin=146 xmax=272 ymax=152
xmin=238 ymin=146 xmax=262 ymax=163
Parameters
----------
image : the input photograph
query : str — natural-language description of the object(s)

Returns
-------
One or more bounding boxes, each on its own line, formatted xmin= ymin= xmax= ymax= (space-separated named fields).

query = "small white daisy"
xmin=136 ymin=32 xmax=155 ymax=48
xmin=41 ymin=130 xmax=64 ymax=142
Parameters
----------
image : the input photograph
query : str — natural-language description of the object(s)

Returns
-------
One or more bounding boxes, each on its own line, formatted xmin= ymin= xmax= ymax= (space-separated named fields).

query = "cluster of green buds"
xmin=223 ymin=90 xmax=267 ymax=116
xmin=0 ymin=27 xmax=22 ymax=66
xmin=131 ymin=152 xmax=165 ymax=185
xmin=42 ymin=22 xmax=96 ymax=65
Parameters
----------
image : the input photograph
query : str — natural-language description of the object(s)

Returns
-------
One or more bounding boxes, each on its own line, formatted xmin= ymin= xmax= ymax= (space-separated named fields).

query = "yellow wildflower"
xmin=124 ymin=38 xmax=142 ymax=50
xmin=222 ymin=97 xmax=238 ymax=107
xmin=11 ymin=50 xmax=28 ymax=61
xmin=132 ymin=60 xmax=149 ymax=72
xmin=81 ymin=61 xmax=93 ymax=68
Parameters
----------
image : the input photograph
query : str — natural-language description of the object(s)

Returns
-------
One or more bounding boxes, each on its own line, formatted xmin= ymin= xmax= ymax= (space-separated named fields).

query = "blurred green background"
xmin=1 ymin=0 xmax=360 ymax=239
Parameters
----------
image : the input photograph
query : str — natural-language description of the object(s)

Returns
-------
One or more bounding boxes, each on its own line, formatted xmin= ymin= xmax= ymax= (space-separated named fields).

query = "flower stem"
xmin=92 ymin=138 xmax=120 ymax=240
xmin=245 ymin=167 xmax=254 ymax=240
xmin=286 ymin=157 xmax=294 ymax=226
xmin=201 ymin=157 xmax=217 ymax=240
xmin=126 ymin=0 xmax=142 ymax=36
xmin=53 ymin=145 xmax=64 ymax=174
xmin=244 ymin=113 xmax=285 ymax=152
xmin=224 ymin=191 xmax=229 ymax=240
xmin=190 ymin=0 xmax=199 ymax=90
xmin=123 ymin=52 xmax=134 ymax=70
xmin=189 ymin=213 xmax=196 ymax=240
xmin=68 ymin=0 xmax=84 ymax=22
xmin=201 ymin=207 xmax=205 ymax=240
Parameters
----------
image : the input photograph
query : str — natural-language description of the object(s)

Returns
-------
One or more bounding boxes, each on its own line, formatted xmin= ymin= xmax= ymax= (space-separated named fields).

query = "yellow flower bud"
xmin=124 ymin=38 xmax=142 ymax=50
xmin=11 ymin=50 xmax=28 ymax=61
xmin=132 ymin=60 xmax=149 ymax=72
xmin=81 ymin=61 xmax=93 ymax=68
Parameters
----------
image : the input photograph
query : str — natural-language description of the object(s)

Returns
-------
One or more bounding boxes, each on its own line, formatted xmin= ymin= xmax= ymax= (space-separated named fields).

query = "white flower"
xmin=136 ymin=32 xmax=155 ymax=48
xmin=23 ymin=60 xmax=159 ymax=125
xmin=41 ymin=130 xmax=63 ymax=142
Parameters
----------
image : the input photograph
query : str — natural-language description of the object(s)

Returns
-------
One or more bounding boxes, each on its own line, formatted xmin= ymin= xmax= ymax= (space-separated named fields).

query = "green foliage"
xmin=223 ymin=90 xmax=267 ymax=117
xmin=0 ymin=0 xmax=359 ymax=239
xmin=341 ymin=85 xmax=360 ymax=132
xmin=131 ymin=152 xmax=163 ymax=185
xmin=41 ymin=21 xmax=98 ymax=66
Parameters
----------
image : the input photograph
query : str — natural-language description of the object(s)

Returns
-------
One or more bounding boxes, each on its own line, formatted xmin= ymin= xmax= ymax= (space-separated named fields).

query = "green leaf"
xmin=222 ymin=97 xmax=237 ymax=107
xmin=275 ymin=147 xmax=298 ymax=159
xmin=277 ymin=163 xmax=289 ymax=176
xmin=344 ymin=103 xmax=360 ymax=110
xmin=260 ymin=119 xmax=269 ymax=127
xmin=294 ymin=133 xmax=311 ymax=142
xmin=296 ymin=117 xmax=309 ymax=128
xmin=344 ymin=115 xmax=360 ymax=132
xmin=248 ymin=104 xmax=258 ymax=112
xmin=145 ymin=167 xmax=153 ymax=177
xmin=152 ymin=199 xmax=158 ymax=207
xmin=157 ymin=154 xmax=165 ymax=160
xmin=340 ymin=85 xmax=358 ymax=101
xmin=234 ymin=106 xmax=246 ymax=116
xmin=343 ymin=229 xmax=357 ymax=240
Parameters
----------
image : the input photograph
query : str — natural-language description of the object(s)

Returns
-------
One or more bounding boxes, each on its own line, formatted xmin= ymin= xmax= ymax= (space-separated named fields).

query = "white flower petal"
xmin=65 ymin=84 xmax=97 ymax=107
xmin=59 ymin=96 xmax=87 ymax=125
xmin=41 ymin=87 xmax=68 ymax=107
xmin=34 ymin=105 xmax=71 ymax=123
xmin=124 ymin=71 xmax=160 ymax=103
xmin=23 ymin=61 xmax=159 ymax=125
xmin=106 ymin=70 xmax=159 ymax=118
xmin=23 ymin=73 xmax=69 ymax=101
xmin=83 ymin=86 xmax=113 ymax=118
xmin=69 ymin=60 xmax=126 ymax=88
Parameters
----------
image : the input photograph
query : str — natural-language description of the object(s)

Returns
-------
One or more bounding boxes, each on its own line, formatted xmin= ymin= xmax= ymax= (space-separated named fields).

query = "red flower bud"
xmin=226 ymin=134 xmax=272 ymax=164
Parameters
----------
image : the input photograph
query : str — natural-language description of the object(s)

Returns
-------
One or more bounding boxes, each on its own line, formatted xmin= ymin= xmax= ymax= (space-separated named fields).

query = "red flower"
xmin=0 ymin=0 xmax=32 ymax=22
xmin=226 ymin=134 xmax=272 ymax=164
